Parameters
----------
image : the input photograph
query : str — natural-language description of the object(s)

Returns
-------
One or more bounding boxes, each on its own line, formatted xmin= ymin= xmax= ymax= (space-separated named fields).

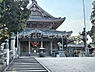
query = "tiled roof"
xmin=19 ymin=28 xmax=72 ymax=38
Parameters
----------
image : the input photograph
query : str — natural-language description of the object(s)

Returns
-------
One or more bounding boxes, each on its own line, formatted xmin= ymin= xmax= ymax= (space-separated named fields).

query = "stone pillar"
xmin=50 ymin=40 xmax=53 ymax=55
xmin=29 ymin=40 xmax=31 ymax=56
xmin=62 ymin=36 xmax=64 ymax=51
xmin=11 ymin=35 xmax=16 ymax=58
xmin=4 ymin=39 xmax=9 ymax=65
xmin=85 ymin=47 xmax=89 ymax=57
xmin=58 ymin=36 xmax=65 ymax=57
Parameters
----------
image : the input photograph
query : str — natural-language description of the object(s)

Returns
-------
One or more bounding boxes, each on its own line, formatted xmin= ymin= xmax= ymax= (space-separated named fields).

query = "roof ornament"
xmin=32 ymin=0 xmax=37 ymax=4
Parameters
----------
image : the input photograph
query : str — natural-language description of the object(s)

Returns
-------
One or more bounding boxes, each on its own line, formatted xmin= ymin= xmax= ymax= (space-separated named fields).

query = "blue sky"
xmin=29 ymin=0 xmax=94 ymax=36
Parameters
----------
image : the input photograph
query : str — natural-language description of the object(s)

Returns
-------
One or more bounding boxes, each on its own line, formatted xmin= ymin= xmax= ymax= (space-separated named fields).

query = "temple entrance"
xmin=20 ymin=41 xmax=42 ymax=56
xmin=20 ymin=41 xmax=29 ymax=56
xmin=30 ymin=41 xmax=40 ymax=56
xmin=20 ymin=40 xmax=60 ymax=56
xmin=20 ymin=40 xmax=51 ymax=56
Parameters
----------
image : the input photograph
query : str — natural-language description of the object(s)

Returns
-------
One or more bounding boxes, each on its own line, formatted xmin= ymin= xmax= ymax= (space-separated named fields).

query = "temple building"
xmin=18 ymin=0 xmax=72 ymax=56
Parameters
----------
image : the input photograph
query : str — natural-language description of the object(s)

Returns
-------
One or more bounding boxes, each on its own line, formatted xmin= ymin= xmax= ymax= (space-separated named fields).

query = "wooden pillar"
xmin=41 ymin=38 xmax=43 ymax=48
xmin=41 ymin=41 xmax=43 ymax=48
xmin=50 ymin=40 xmax=53 ymax=55
xmin=29 ymin=40 xmax=31 ymax=56
xmin=62 ymin=36 xmax=64 ymax=51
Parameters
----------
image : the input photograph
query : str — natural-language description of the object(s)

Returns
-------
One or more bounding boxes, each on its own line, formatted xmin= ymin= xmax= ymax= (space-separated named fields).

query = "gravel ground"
xmin=36 ymin=57 xmax=95 ymax=72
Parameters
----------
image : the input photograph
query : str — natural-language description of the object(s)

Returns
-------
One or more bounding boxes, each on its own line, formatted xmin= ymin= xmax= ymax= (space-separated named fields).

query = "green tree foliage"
xmin=90 ymin=1 xmax=95 ymax=44
xmin=0 ymin=0 xmax=3 ymax=3
xmin=71 ymin=35 xmax=83 ymax=44
xmin=0 ymin=0 xmax=31 ymax=33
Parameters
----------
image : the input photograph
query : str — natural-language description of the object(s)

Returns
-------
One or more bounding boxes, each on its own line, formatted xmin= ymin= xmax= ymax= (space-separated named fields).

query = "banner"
xmin=30 ymin=41 xmax=39 ymax=47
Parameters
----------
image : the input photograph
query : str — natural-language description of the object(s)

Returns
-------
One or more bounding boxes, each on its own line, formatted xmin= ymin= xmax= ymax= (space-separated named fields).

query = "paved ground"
xmin=36 ymin=57 xmax=95 ymax=72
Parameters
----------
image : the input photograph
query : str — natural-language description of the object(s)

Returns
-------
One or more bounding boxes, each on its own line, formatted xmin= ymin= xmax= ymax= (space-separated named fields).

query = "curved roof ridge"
xmin=28 ymin=0 xmax=56 ymax=18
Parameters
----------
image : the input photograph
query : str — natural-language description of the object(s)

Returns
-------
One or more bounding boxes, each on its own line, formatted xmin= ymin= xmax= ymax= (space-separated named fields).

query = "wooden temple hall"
xmin=18 ymin=0 xmax=72 ymax=56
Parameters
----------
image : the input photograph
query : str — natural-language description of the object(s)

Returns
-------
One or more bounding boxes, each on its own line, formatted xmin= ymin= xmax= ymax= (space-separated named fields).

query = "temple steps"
xmin=6 ymin=70 xmax=47 ymax=72
xmin=6 ymin=57 xmax=48 ymax=72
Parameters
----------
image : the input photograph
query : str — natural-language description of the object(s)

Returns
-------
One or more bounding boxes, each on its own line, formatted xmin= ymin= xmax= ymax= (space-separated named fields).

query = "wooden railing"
xmin=0 ymin=50 xmax=14 ymax=72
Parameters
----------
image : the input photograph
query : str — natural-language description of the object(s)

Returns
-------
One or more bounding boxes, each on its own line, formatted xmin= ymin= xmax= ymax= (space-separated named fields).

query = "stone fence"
xmin=0 ymin=35 xmax=16 ymax=72
xmin=0 ymin=50 xmax=14 ymax=72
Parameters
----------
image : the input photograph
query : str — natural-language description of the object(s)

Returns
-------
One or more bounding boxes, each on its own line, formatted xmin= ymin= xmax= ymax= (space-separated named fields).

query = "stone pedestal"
xmin=58 ymin=51 xmax=65 ymax=57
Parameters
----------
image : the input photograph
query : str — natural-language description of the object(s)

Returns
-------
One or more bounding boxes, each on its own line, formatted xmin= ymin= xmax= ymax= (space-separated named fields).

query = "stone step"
xmin=6 ymin=57 xmax=49 ymax=72
xmin=8 ymin=64 xmax=43 ymax=68
xmin=9 ymin=64 xmax=42 ymax=67
xmin=7 ymin=66 xmax=44 ymax=69
xmin=6 ymin=69 xmax=48 ymax=72
xmin=12 ymin=63 xmax=40 ymax=65
xmin=14 ymin=61 xmax=38 ymax=63
xmin=11 ymin=64 xmax=42 ymax=67
xmin=7 ymin=68 xmax=45 ymax=71
xmin=7 ymin=65 xmax=44 ymax=69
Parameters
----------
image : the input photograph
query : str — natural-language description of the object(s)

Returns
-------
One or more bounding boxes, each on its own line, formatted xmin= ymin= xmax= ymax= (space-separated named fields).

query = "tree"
xmin=0 ymin=0 xmax=3 ymax=3
xmin=71 ymin=35 xmax=83 ymax=44
xmin=90 ymin=1 xmax=95 ymax=44
xmin=0 ymin=0 xmax=9 ymax=42
xmin=0 ymin=0 xmax=31 ymax=34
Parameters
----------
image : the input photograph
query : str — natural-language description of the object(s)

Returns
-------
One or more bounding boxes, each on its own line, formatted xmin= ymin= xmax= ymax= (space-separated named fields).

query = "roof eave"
xmin=27 ymin=17 xmax=66 ymax=22
xmin=53 ymin=17 xmax=66 ymax=29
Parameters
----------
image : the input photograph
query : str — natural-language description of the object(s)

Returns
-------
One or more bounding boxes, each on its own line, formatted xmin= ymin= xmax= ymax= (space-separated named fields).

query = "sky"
xmin=29 ymin=0 xmax=94 ymax=42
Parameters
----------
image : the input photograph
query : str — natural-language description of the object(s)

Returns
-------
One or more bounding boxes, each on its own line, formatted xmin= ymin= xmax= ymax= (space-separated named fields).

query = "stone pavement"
xmin=36 ymin=57 xmax=95 ymax=72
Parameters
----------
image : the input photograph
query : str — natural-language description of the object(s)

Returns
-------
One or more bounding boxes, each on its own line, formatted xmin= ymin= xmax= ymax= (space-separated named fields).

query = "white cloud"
xmin=57 ymin=19 xmax=92 ymax=43
xmin=57 ymin=19 xmax=92 ymax=36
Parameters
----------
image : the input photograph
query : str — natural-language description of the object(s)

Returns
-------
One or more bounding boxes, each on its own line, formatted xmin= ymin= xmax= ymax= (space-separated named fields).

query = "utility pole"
xmin=82 ymin=0 xmax=89 ymax=56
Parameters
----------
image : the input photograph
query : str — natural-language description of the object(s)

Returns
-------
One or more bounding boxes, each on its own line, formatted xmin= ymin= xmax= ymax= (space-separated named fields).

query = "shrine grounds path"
xmin=5 ymin=57 xmax=49 ymax=72
xmin=36 ymin=57 xmax=95 ymax=72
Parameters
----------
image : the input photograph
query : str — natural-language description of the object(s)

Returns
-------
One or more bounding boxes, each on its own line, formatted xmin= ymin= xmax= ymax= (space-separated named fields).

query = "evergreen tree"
xmin=90 ymin=1 xmax=95 ymax=44
xmin=0 ymin=0 xmax=3 ymax=3
xmin=0 ymin=0 xmax=31 ymax=34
